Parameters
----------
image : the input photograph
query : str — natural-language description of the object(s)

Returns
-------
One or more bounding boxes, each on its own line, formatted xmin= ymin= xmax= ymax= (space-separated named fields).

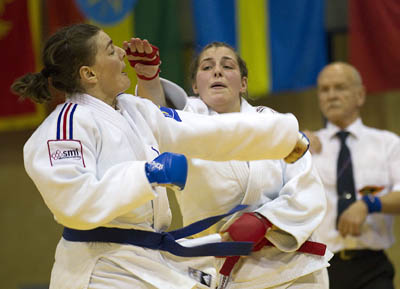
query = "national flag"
xmin=349 ymin=0 xmax=400 ymax=93
xmin=192 ymin=0 xmax=327 ymax=99
xmin=0 ymin=0 xmax=45 ymax=131
xmin=134 ymin=0 xmax=184 ymax=88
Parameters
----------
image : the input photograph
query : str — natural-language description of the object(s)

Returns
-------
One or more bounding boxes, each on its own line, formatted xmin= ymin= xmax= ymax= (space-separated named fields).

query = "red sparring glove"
xmin=220 ymin=212 xmax=272 ymax=276
xmin=125 ymin=44 xmax=161 ymax=80
xmin=226 ymin=212 xmax=272 ymax=247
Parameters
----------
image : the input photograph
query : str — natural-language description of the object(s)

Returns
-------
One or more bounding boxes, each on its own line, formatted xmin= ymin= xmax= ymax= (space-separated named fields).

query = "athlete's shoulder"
xmin=242 ymin=98 xmax=277 ymax=114
xmin=118 ymin=93 xmax=157 ymax=110
xmin=254 ymin=105 xmax=278 ymax=114
xmin=186 ymin=97 xmax=210 ymax=114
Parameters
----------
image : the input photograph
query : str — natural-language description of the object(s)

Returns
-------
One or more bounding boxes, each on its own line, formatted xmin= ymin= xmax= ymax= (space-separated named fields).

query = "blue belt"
xmin=63 ymin=204 xmax=253 ymax=257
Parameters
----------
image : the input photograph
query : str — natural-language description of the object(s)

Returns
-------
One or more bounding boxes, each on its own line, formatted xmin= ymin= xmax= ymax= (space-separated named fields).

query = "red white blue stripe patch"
xmin=48 ymin=102 xmax=85 ymax=167
xmin=56 ymin=103 xmax=78 ymax=140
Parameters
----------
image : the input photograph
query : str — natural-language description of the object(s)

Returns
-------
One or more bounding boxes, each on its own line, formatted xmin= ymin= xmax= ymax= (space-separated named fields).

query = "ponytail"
xmin=11 ymin=71 xmax=52 ymax=103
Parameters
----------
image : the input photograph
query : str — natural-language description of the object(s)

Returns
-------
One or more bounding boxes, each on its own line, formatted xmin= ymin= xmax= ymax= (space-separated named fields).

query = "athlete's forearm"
xmin=137 ymin=77 xmax=167 ymax=107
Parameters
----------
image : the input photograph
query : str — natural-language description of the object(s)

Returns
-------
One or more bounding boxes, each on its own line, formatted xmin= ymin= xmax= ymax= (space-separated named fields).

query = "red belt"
xmin=220 ymin=238 xmax=327 ymax=276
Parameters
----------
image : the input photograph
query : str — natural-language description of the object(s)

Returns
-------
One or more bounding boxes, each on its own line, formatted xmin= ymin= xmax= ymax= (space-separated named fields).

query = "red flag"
xmin=42 ymin=0 xmax=86 ymax=109
xmin=0 ymin=0 xmax=37 ymax=122
xmin=349 ymin=0 xmax=400 ymax=93
xmin=45 ymin=0 xmax=85 ymax=35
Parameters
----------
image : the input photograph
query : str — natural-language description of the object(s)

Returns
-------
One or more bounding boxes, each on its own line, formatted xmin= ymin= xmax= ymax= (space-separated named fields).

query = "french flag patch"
xmin=47 ymin=103 xmax=85 ymax=167
xmin=56 ymin=103 xmax=78 ymax=140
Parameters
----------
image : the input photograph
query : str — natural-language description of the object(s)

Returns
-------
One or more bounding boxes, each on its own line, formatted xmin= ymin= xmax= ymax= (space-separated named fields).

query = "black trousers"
xmin=328 ymin=249 xmax=395 ymax=289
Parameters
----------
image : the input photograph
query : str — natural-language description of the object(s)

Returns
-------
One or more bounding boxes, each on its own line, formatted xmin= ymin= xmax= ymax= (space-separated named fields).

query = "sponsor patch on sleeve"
xmin=47 ymin=140 xmax=86 ymax=167
xmin=159 ymin=106 xmax=182 ymax=122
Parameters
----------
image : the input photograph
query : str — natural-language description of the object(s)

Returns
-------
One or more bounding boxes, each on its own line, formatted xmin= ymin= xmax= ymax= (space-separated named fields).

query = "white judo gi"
xmin=153 ymin=79 xmax=333 ymax=289
xmin=24 ymin=92 xmax=302 ymax=289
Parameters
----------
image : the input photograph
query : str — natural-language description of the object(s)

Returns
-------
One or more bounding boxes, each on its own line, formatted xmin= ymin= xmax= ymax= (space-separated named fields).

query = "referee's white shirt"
xmin=313 ymin=118 xmax=400 ymax=253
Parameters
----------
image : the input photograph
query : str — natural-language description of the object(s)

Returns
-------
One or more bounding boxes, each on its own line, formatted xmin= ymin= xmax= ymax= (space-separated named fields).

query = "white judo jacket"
xmin=157 ymin=78 xmax=332 ymax=289
xmin=24 ymin=92 xmax=301 ymax=289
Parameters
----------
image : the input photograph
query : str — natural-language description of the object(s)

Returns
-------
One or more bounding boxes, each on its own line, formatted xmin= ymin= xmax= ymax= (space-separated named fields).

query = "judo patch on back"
xmin=159 ymin=106 xmax=182 ymax=122
xmin=188 ymin=267 xmax=212 ymax=287
xmin=47 ymin=140 xmax=86 ymax=167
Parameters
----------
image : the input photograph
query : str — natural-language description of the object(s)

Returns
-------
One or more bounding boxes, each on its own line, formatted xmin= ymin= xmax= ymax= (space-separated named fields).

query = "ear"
xmin=79 ymin=66 xmax=97 ymax=85
xmin=192 ymin=82 xmax=199 ymax=94
xmin=240 ymin=76 xmax=248 ymax=94
xmin=356 ymin=85 xmax=366 ymax=108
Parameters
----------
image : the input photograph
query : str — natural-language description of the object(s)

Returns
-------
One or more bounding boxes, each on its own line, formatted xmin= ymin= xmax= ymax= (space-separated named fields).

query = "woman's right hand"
xmin=123 ymin=38 xmax=161 ymax=80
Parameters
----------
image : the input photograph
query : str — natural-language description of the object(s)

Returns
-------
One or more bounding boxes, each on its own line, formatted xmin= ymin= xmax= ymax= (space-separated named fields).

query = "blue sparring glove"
xmin=145 ymin=152 xmax=188 ymax=190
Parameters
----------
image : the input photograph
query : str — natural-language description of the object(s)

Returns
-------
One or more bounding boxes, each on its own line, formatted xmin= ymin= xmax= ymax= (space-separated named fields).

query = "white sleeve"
xmin=256 ymin=153 xmax=326 ymax=251
xmin=137 ymin=98 xmax=300 ymax=161
xmin=23 ymin=109 xmax=156 ymax=230
xmin=387 ymin=132 xmax=400 ymax=192
xmin=160 ymin=78 xmax=189 ymax=110
xmin=135 ymin=77 xmax=189 ymax=110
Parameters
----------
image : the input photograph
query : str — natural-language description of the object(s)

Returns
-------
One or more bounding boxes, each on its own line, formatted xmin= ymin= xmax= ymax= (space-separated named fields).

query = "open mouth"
xmin=210 ymin=82 xmax=227 ymax=89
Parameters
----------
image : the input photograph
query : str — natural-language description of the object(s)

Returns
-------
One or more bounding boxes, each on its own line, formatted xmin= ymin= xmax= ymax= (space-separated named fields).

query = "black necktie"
xmin=336 ymin=131 xmax=356 ymax=223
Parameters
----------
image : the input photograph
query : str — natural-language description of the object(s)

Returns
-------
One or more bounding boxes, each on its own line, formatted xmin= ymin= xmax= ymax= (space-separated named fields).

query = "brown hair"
xmin=189 ymin=42 xmax=248 ymax=96
xmin=11 ymin=23 xmax=101 ymax=103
